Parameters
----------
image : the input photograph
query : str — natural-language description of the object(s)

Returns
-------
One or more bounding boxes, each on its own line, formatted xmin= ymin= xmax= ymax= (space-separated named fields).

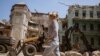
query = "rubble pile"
xmin=60 ymin=52 xmax=65 ymax=56
xmin=83 ymin=52 xmax=89 ymax=56
xmin=65 ymin=51 xmax=82 ymax=56
xmin=60 ymin=50 xmax=100 ymax=56
xmin=92 ymin=50 xmax=100 ymax=56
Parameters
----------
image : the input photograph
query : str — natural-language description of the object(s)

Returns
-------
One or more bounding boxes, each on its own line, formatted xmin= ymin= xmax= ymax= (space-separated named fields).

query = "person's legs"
xmin=43 ymin=46 xmax=57 ymax=56
xmin=43 ymin=43 xmax=58 ymax=56
xmin=43 ymin=47 xmax=51 ymax=56
xmin=54 ymin=46 xmax=60 ymax=56
xmin=43 ymin=40 xmax=60 ymax=56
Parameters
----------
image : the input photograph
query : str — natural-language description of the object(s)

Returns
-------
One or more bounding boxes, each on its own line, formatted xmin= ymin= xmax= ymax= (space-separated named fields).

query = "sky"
xmin=0 ymin=0 xmax=100 ymax=20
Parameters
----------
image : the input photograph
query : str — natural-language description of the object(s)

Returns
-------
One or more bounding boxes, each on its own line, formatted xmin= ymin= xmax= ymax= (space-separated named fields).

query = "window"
xmin=14 ymin=12 xmax=22 ymax=16
xmin=82 ymin=24 xmax=86 ymax=31
xmin=74 ymin=23 xmax=79 ymax=29
xmin=97 ymin=24 xmax=100 ymax=31
xmin=75 ymin=10 xmax=79 ymax=17
xmin=83 ymin=10 xmax=86 ymax=17
xmin=75 ymin=37 xmax=79 ymax=43
xmin=97 ymin=11 xmax=100 ymax=18
xmin=98 ymin=38 xmax=100 ymax=45
xmin=0 ymin=31 xmax=3 ymax=35
xmin=91 ymin=38 xmax=94 ymax=45
xmin=73 ymin=35 xmax=79 ymax=43
xmin=90 ymin=11 xmax=93 ymax=18
xmin=90 ymin=24 xmax=94 ymax=31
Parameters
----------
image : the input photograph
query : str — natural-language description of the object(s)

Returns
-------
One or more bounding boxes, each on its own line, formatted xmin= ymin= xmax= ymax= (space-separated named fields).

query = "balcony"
xmin=28 ymin=26 xmax=39 ymax=32
xmin=81 ymin=31 xmax=100 ymax=36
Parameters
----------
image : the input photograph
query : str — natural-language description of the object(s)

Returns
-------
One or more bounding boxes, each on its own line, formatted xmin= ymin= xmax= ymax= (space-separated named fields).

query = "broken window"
xmin=82 ymin=10 xmax=86 ymax=17
xmin=97 ymin=11 xmax=100 ymax=18
xmin=75 ymin=10 xmax=79 ymax=17
xmin=90 ymin=11 xmax=93 ymax=18
xmin=90 ymin=24 xmax=94 ymax=31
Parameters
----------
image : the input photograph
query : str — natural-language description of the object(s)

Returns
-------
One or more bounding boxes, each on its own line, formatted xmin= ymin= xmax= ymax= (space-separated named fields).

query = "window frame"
xmin=82 ymin=10 xmax=86 ymax=17
xmin=90 ymin=24 xmax=94 ymax=31
xmin=97 ymin=11 xmax=100 ymax=18
xmin=91 ymin=38 xmax=94 ymax=45
xmin=75 ymin=10 xmax=79 ymax=17
xmin=82 ymin=24 xmax=86 ymax=31
xmin=90 ymin=11 xmax=93 ymax=18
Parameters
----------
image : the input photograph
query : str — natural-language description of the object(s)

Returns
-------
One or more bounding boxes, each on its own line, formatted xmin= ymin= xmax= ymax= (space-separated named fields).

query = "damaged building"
xmin=9 ymin=3 xmax=65 ymax=46
xmin=9 ymin=3 xmax=50 ymax=41
xmin=67 ymin=3 xmax=100 ymax=51
xmin=0 ymin=20 xmax=11 ymax=37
